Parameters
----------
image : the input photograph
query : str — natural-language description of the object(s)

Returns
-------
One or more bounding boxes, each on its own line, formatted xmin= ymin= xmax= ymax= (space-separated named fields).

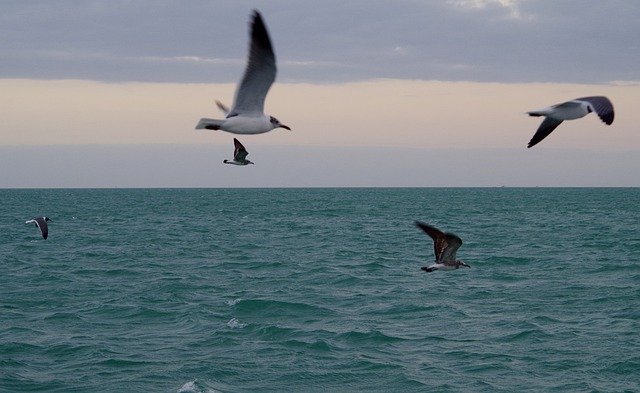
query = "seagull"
xmin=26 ymin=216 xmax=52 ymax=240
xmin=526 ymin=96 xmax=614 ymax=148
xmin=196 ymin=10 xmax=291 ymax=134
xmin=415 ymin=221 xmax=470 ymax=272
xmin=224 ymin=138 xmax=254 ymax=165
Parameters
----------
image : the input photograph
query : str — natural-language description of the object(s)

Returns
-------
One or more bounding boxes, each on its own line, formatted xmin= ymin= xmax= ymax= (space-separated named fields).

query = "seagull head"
xmin=457 ymin=260 xmax=470 ymax=268
xmin=270 ymin=116 xmax=291 ymax=130
xmin=45 ymin=217 xmax=52 ymax=222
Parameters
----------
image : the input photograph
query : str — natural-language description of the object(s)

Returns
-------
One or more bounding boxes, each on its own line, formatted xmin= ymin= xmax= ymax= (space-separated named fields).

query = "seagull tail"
xmin=195 ymin=118 xmax=224 ymax=130
xmin=421 ymin=266 xmax=436 ymax=273
xmin=526 ymin=111 xmax=545 ymax=117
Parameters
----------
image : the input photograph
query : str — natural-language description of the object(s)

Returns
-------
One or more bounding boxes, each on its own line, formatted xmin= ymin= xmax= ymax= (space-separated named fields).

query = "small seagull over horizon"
xmin=224 ymin=138 xmax=254 ymax=165
xmin=526 ymin=96 xmax=614 ymax=148
xmin=195 ymin=10 xmax=291 ymax=135
xmin=415 ymin=221 xmax=470 ymax=273
xmin=26 ymin=216 xmax=52 ymax=240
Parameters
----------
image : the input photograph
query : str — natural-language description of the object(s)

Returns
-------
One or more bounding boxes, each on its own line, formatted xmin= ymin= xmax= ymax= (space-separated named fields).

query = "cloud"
xmin=0 ymin=1 xmax=638 ymax=83
xmin=137 ymin=55 xmax=242 ymax=65
xmin=446 ymin=0 xmax=529 ymax=20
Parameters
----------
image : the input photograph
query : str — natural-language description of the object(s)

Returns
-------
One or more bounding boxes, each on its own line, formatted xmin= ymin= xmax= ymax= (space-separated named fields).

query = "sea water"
xmin=1 ymin=188 xmax=639 ymax=392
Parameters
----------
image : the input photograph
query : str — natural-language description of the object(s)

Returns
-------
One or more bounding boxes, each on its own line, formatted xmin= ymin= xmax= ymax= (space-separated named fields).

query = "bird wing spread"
xmin=415 ymin=221 xmax=445 ymax=261
xmin=528 ymin=117 xmax=563 ymax=148
xmin=34 ymin=217 xmax=49 ymax=239
xmin=233 ymin=138 xmax=249 ymax=161
xmin=577 ymin=96 xmax=614 ymax=125
xmin=229 ymin=11 xmax=276 ymax=117
xmin=441 ymin=233 xmax=462 ymax=262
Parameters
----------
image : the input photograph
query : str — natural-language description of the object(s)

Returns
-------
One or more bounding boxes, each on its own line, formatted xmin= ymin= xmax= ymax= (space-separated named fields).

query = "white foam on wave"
xmin=178 ymin=380 xmax=199 ymax=393
xmin=226 ymin=298 xmax=241 ymax=306
xmin=227 ymin=318 xmax=246 ymax=329
xmin=177 ymin=380 xmax=221 ymax=393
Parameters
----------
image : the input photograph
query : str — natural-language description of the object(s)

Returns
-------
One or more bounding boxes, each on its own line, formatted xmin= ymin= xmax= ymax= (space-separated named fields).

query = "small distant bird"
xmin=224 ymin=138 xmax=254 ymax=165
xmin=26 ymin=216 xmax=52 ymax=240
xmin=415 ymin=221 xmax=470 ymax=272
xmin=196 ymin=10 xmax=291 ymax=134
xmin=526 ymin=96 xmax=614 ymax=148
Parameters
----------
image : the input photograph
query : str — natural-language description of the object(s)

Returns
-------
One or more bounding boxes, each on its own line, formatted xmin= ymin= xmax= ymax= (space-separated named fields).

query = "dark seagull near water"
xmin=526 ymin=96 xmax=614 ymax=148
xmin=195 ymin=10 xmax=291 ymax=134
xmin=415 ymin=221 xmax=470 ymax=272
xmin=26 ymin=216 xmax=52 ymax=239
xmin=224 ymin=138 xmax=254 ymax=165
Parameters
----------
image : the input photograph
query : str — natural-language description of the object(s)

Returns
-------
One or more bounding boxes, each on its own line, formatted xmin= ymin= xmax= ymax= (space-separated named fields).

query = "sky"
xmin=1 ymin=0 xmax=639 ymax=187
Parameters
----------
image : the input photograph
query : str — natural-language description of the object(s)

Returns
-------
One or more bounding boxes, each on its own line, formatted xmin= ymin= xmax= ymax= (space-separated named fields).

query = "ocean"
xmin=1 ymin=188 xmax=639 ymax=392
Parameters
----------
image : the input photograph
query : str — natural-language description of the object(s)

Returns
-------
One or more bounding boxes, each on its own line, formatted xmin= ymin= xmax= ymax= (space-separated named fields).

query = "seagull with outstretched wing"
xmin=415 ymin=221 xmax=470 ymax=272
xmin=196 ymin=10 xmax=291 ymax=134
xmin=526 ymin=96 xmax=614 ymax=148
xmin=224 ymin=138 xmax=254 ymax=165
xmin=26 ymin=216 xmax=52 ymax=240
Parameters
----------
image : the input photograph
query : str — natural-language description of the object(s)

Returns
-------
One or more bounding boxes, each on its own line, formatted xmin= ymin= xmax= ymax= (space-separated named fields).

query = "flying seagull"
xmin=196 ymin=10 xmax=291 ymax=134
xmin=526 ymin=96 xmax=614 ymax=148
xmin=415 ymin=221 xmax=470 ymax=272
xmin=224 ymin=138 xmax=254 ymax=165
xmin=26 ymin=216 xmax=52 ymax=240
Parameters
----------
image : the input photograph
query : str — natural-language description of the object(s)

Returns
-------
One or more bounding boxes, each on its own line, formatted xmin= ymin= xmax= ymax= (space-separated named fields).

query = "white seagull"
xmin=415 ymin=221 xmax=470 ymax=272
xmin=26 ymin=216 xmax=52 ymax=240
xmin=196 ymin=10 xmax=291 ymax=134
xmin=526 ymin=96 xmax=614 ymax=148
xmin=224 ymin=138 xmax=254 ymax=165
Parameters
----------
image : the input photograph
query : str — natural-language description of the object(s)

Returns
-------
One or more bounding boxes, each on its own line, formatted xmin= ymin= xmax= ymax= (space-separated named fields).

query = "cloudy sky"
xmin=1 ymin=0 xmax=639 ymax=187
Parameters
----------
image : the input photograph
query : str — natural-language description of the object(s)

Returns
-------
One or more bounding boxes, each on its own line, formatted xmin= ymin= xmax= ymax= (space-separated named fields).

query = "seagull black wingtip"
xmin=250 ymin=10 xmax=273 ymax=52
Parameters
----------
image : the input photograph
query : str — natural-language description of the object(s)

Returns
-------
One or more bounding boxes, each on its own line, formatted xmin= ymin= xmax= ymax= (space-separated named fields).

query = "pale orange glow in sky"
xmin=2 ymin=78 xmax=638 ymax=151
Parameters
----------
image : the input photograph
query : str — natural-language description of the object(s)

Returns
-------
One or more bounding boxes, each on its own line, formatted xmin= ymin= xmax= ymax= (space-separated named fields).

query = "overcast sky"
xmin=1 ymin=0 xmax=639 ymax=187
xmin=2 ymin=0 xmax=639 ymax=84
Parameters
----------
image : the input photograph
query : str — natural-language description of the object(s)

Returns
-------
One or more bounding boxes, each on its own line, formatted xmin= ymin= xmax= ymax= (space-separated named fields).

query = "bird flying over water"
xmin=224 ymin=138 xmax=254 ymax=165
xmin=196 ymin=10 xmax=291 ymax=134
xmin=26 ymin=216 xmax=52 ymax=240
xmin=526 ymin=96 xmax=614 ymax=148
xmin=415 ymin=221 xmax=470 ymax=272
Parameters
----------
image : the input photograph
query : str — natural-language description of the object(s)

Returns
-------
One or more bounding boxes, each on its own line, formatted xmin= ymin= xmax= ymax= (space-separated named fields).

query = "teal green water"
xmin=1 ymin=188 xmax=639 ymax=392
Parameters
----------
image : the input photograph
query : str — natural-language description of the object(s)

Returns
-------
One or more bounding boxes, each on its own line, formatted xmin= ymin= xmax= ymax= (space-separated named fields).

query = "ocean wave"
xmin=336 ymin=329 xmax=407 ymax=344
xmin=226 ymin=318 xmax=246 ymax=329
xmin=233 ymin=298 xmax=337 ymax=318
xmin=177 ymin=380 xmax=221 ymax=393
xmin=225 ymin=298 xmax=242 ymax=306
xmin=499 ymin=327 xmax=552 ymax=342
xmin=3 ymin=188 xmax=639 ymax=392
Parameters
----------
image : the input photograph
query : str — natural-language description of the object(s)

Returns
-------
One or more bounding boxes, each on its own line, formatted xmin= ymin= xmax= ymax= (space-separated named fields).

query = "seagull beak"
xmin=279 ymin=124 xmax=291 ymax=131
xmin=463 ymin=263 xmax=471 ymax=268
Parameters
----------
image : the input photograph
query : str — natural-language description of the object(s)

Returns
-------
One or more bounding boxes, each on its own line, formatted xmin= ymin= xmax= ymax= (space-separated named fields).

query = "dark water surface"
xmin=1 ymin=188 xmax=639 ymax=392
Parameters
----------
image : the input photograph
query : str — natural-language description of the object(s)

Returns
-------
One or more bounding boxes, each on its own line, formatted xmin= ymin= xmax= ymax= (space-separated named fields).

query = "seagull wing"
xmin=229 ymin=10 xmax=276 ymax=117
xmin=34 ymin=216 xmax=49 ymax=239
xmin=441 ymin=233 xmax=462 ymax=262
xmin=233 ymin=138 xmax=249 ymax=161
xmin=576 ymin=96 xmax=614 ymax=125
xmin=527 ymin=117 xmax=563 ymax=148
xmin=415 ymin=221 xmax=448 ymax=261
